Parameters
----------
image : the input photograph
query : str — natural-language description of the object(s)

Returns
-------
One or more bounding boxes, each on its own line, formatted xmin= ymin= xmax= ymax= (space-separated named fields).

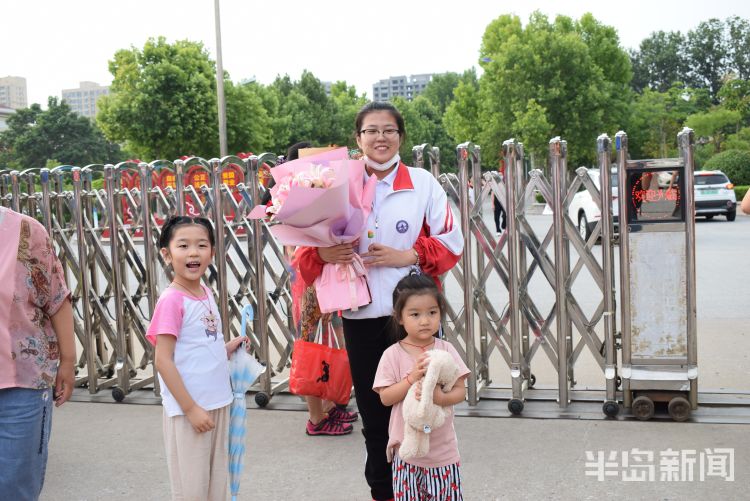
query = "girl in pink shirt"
xmin=146 ymin=216 xmax=247 ymax=501
xmin=373 ymin=274 xmax=470 ymax=501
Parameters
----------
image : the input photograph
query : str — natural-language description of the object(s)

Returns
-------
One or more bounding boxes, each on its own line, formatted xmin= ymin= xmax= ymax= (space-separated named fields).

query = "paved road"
xmin=41 ymin=401 xmax=748 ymax=501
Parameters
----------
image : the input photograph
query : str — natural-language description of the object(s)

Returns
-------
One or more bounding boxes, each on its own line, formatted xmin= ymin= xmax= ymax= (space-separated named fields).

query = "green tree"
xmin=629 ymin=31 xmax=688 ymax=93
xmin=685 ymin=107 xmax=741 ymax=152
xmin=726 ymin=16 xmax=750 ymax=80
xmin=723 ymin=127 xmax=750 ymax=150
xmin=475 ymin=12 xmax=632 ymax=168
xmin=686 ymin=19 xmax=729 ymax=103
xmin=421 ymin=73 xmax=461 ymax=115
xmin=718 ymin=78 xmax=750 ymax=125
xmin=627 ymin=84 xmax=704 ymax=158
xmin=97 ymin=37 xmax=219 ymax=159
xmin=268 ymin=71 xmax=337 ymax=151
xmin=514 ymin=99 xmax=553 ymax=164
xmin=443 ymin=78 xmax=481 ymax=145
xmin=225 ymin=80 xmax=273 ymax=154
xmin=421 ymin=69 xmax=477 ymax=116
xmin=0 ymin=97 xmax=122 ymax=169
xmin=329 ymin=81 xmax=367 ymax=147
xmin=393 ymin=96 xmax=457 ymax=170
xmin=703 ymin=149 xmax=750 ymax=184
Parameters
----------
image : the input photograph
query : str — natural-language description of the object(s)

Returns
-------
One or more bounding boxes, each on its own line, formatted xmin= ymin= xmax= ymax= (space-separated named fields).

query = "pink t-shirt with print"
xmin=373 ymin=338 xmax=470 ymax=468
xmin=146 ymin=285 xmax=233 ymax=417
xmin=0 ymin=207 xmax=71 ymax=390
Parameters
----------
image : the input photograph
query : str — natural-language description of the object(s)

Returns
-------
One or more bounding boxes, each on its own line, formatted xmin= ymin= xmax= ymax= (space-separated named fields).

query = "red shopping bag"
xmin=289 ymin=323 xmax=352 ymax=405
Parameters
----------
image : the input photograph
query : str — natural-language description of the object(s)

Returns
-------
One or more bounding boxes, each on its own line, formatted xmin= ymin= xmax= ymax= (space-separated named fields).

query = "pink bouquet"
xmin=249 ymin=148 xmax=377 ymax=313
xmin=266 ymin=164 xmax=337 ymax=217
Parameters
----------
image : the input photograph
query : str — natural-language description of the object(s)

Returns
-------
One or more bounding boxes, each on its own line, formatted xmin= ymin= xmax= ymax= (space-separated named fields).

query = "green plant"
xmin=735 ymin=185 xmax=749 ymax=201
xmin=703 ymin=149 xmax=750 ymax=185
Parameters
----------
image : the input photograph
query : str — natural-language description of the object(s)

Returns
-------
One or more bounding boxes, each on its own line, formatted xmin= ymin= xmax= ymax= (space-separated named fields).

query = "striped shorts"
xmin=392 ymin=454 xmax=463 ymax=501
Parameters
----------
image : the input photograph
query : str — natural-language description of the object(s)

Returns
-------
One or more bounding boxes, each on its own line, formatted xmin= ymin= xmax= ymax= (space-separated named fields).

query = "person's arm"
xmin=378 ymin=352 xmax=429 ymax=407
xmin=378 ymin=378 xmax=413 ymax=407
xmin=155 ymin=335 xmax=215 ymax=433
xmin=413 ymin=178 xmax=463 ymax=277
xmin=225 ymin=335 xmax=248 ymax=359
xmin=432 ymin=375 xmax=467 ymax=406
xmin=50 ymin=298 xmax=75 ymax=407
xmin=741 ymin=189 xmax=750 ymax=215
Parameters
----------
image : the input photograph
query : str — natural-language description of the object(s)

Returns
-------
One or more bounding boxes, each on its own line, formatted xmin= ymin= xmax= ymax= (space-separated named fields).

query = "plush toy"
xmin=399 ymin=350 xmax=461 ymax=462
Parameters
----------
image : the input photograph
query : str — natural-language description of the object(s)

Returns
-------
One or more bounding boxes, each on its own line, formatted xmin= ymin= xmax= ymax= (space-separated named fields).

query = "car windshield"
xmin=695 ymin=174 xmax=728 ymax=185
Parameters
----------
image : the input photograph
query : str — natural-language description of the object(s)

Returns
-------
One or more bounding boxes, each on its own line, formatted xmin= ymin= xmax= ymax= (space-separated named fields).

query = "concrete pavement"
xmin=41 ymin=397 xmax=748 ymax=501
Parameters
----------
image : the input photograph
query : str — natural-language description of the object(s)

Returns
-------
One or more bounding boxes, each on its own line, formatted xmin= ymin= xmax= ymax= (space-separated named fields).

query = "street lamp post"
xmin=214 ymin=0 xmax=228 ymax=157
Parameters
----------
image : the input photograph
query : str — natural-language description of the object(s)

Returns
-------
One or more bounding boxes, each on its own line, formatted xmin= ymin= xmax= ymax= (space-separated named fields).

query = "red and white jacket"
xmin=297 ymin=162 xmax=463 ymax=319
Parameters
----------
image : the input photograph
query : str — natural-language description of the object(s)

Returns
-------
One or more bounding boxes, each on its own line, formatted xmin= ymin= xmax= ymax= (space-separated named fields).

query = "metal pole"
xmin=678 ymin=127 xmax=698 ymax=409
xmin=40 ymin=169 xmax=53 ymax=234
xmin=105 ymin=164 xmax=130 ymax=396
xmin=597 ymin=134 xmax=618 ymax=406
xmin=471 ymin=146 xmax=489 ymax=388
xmin=503 ymin=139 xmax=523 ymax=410
xmin=209 ymin=158 xmax=230 ymax=340
xmin=214 ymin=0 xmax=228 ymax=157
xmin=72 ymin=167 xmax=98 ymax=393
xmin=615 ymin=131 xmax=632 ymax=408
xmin=174 ymin=159 xmax=185 ymax=216
xmin=10 ymin=170 xmax=20 ymax=212
xmin=247 ymin=155 xmax=270 ymax=395
xmin=457 ymin=142 xmax=477 ymax=405
xmin=550 ymin=137 xmax=569 ymax=407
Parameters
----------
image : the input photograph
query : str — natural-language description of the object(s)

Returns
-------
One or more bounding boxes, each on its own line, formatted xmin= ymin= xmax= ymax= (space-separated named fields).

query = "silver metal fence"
xmin=2 ymin=136 xmax=634 ymax=415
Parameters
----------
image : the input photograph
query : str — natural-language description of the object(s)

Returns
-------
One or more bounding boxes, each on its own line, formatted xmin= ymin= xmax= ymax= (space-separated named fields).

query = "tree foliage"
xmin=685 ymin=107 xmax=741 ymax=152
xmin=630 ymin=31 xmax=688 ymax=93
xmin=392 ymin=96 xmax=457 ymax=170
xmin=703 ymin=149 xmax=750 ymax=184
xmin=0 ymin=97 xmax=122 ymax=170
xmin=472 ymin=11 xmax=632 ymax=167
xmin=626 ymin=84 xmax=705 ymax=159
xmin=97 ymin=37 xmax=221 ymax=159
xmin=630 ymin=18 xmax=750 ymax=103
xmin=443 ymin=78 xmax=481 ymax=145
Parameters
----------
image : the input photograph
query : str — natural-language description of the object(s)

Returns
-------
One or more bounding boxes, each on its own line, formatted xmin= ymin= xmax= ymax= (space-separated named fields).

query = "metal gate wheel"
xmin=254 ymin=392 xmax=270 ymax=408
xmin=632 ymin=396 xmax=655 ymax=421
xmin=602 ymin=400 xmax=620 ymax=417
xmin=508 ymin=399 xmax=524 ymax=415
xmin=112 ymin=387 xmax=126 ymax=402
xmin=667 ymin=396 xmax=691 ymax=422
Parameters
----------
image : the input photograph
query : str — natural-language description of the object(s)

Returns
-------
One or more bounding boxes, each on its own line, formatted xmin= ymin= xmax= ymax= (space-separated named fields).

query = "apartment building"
xmin=62 ymin=81 xmax=110 ymax=118
xmin=0 ymin=76 xmax=28 ymax=109
xmin=372 ymin=74 xmax=434 ymax=102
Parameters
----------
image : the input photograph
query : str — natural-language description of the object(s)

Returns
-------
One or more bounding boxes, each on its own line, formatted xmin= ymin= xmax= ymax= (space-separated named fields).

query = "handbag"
xmin=288 ymin=321 xmax=353 ymax=405
xmin=314 ymin=254 xmax=371 ymax=314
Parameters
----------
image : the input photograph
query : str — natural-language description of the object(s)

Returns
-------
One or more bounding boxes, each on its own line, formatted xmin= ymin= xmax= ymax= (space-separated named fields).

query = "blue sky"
xmin=4 ymin=0 xmax=750 ymax=107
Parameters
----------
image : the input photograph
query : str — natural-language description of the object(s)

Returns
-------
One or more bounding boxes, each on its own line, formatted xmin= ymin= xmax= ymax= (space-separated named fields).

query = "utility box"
xmin=616 ymin=128 xmax=698 ymax=421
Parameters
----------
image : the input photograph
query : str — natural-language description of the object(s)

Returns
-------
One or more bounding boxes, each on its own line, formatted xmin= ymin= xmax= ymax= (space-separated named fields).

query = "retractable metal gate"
xmin=1 ymin=133 xmax=688 ymax=417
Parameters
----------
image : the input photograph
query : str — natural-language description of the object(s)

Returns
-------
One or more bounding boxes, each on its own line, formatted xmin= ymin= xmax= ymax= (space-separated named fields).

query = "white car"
xmin=567 ymin=168 xmax=619 ymax=241
xmin=694 ymin=170 xmax=737 ymax=221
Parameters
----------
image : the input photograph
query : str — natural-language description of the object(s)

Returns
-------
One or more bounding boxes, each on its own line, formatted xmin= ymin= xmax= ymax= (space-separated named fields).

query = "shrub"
xmin=703 ymin=149 xmax=750 ymax=185
xmin=735 ymin=185 xmax=749 ymax=201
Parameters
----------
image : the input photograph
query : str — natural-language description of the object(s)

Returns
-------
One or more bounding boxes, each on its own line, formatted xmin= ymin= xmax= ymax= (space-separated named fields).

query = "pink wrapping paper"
xmin=249 ymin=148 xmax=377 ymax=311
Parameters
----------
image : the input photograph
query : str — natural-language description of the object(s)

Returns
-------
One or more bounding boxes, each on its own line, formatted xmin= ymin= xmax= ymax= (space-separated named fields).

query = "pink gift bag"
xmin=314 ymin=254 xmax=371 ymax=313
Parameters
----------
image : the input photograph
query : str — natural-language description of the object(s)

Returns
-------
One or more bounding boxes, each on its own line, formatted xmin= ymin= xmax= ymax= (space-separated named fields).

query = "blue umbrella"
xmin=229 ymin=304 xmax=266 ymax=501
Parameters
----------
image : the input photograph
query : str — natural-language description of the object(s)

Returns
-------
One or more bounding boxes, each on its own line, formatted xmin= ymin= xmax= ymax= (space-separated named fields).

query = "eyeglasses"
xmin=359 ymin=128 xmax=400 ymax=138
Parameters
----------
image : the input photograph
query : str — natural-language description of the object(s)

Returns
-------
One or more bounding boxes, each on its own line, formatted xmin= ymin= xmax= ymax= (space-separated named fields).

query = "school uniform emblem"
xmin=396 ymin=220 xmax=409 ymax=233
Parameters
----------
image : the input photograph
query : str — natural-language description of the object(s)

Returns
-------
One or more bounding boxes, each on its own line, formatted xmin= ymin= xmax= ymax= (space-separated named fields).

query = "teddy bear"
xmin=399 ymin=349 xmax=461 ymax=462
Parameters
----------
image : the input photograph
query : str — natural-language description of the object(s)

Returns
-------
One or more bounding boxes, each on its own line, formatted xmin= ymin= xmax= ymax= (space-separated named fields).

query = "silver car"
xmin=694 ymin=170 xmax=737 ymax=221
